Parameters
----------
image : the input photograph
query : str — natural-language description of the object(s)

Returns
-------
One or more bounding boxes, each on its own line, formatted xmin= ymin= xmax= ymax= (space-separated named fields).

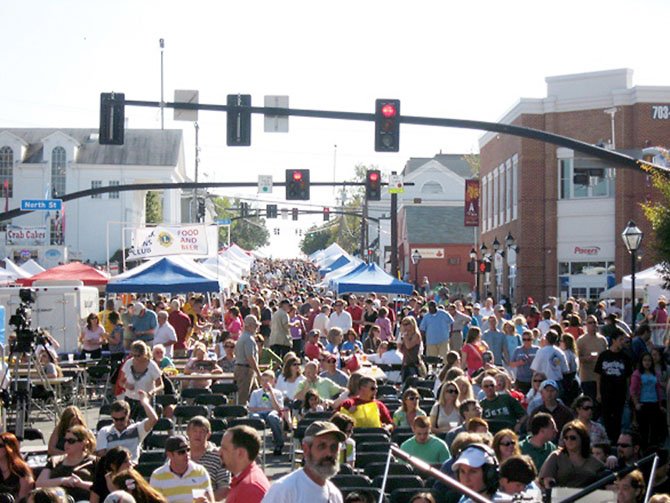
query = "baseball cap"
xmin=165 ymin=435 xmax=189 ymax=452
xmin=473 ymin=303 xmax=481 ymax=309
xmin=304 ymin=421 xmax=346 ymax=442
xmin=132 ymin=301 xmax=145 ymax=312
xmin=539 ymin=379 xmax=558 ymax=391
xmin=453 ymin=445 xmax=497 ymax=469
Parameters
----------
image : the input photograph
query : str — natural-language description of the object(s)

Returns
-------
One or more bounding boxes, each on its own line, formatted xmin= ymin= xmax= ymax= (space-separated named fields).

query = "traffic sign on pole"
xmin=258 ymin=175 xmax=273 ymax=194
xmin=21 ymin=199 xmax=62 ymax=211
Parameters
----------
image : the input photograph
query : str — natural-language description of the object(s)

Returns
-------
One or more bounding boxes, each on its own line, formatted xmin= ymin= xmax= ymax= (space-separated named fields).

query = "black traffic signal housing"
xmin=266 ymin=204 xmax=278 ymax=219
xmin=323 ymin=207 xmax=330 ymax=221
xmin=197 ymin=199 xmax=206 ymax=221
xmin=227 ymin=94 xmax=252 ymax=146
xmin=99 ymin=92 xmax=125 ymax=145
xmin=365 ymin=170 xmax=382 ymax=201
xmin=479 ymin=260 xmax=491 ymax=273
xmin=240 ymin=202 xmax=249 ymax=218
xmin=286 ymin=169 xmax=310 ymax=200
xmin=292 ymin=208 xmax=299 ymax=221
xmin=374 ymin=99 xmax=400 ymax=152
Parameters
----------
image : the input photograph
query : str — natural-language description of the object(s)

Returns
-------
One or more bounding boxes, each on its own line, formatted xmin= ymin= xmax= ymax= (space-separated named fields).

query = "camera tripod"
xmin=0 ymin=344 xmax=61 ymax=440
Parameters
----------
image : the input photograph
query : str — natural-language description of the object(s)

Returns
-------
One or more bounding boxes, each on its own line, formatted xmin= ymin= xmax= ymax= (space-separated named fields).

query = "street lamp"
xmin=411 ymin=249 xmax=422 ymax=290
xmin=621 ymin=220 xmax=643 ymax=332
xmin=470 ymin=248 xmax=478 ymax=301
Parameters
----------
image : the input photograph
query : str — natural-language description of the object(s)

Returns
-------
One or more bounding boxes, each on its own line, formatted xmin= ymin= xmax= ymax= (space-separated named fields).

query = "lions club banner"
xmin=127 ymin=225 xmax=211 ymax=260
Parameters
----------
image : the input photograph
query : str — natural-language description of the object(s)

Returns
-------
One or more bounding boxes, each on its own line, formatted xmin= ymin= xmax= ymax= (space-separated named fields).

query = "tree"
xmin=212 ymin=196 xmax=269 ymax=251
xmin=641 ymin=149 xmax=670 ymax=288
xmin=145 ymin=191 xmax=162 ymax=224
xmin=462 ymin=153 xmax=480 ymax=176
xmin=300 ymin=227 xmax=335 ymax=255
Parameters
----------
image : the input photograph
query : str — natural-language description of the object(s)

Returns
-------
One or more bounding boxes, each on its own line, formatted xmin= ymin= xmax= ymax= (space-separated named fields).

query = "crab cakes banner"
xmin=127 ymin=225 xmax=215 ymax=260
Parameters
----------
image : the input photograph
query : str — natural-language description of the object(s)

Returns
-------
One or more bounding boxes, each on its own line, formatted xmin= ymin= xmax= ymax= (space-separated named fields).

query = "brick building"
xmin=478 ymin=69 xmax=670 ymax=305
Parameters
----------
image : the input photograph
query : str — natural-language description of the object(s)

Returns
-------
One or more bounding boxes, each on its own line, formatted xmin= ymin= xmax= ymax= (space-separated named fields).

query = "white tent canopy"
xmin=21 ymin=259 xmax=46 ymax=276
xmin=2 ymin=258 xmax=31 ymax=279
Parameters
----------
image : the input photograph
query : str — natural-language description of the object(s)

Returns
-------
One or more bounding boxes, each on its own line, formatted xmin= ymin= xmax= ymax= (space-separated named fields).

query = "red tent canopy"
xmin=19 ymin=262 xmax=110 ymax=286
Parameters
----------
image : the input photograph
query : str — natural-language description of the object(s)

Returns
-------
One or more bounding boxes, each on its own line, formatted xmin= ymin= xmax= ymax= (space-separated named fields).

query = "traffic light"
xmin=240 ymin=202 xmax=249 ymax=218
xmin=266 ymin=204 xmax=278 ymax=219
xmin=479 ymin=260 xmax=491 ymax=273
xmin=286 ymin=169 xmax=310 ymax=200
xmin=374 ymin=99 xmax=400 ymax=152
xmin=365 ymin=170 xmax=382 ymax=201
xmin=99 ymin=92 xmax=125 ymax=145
xmin=292 ymin=208 xmax=298 ymax=221
xmin=323 ymin=207 xmax=330 ymax=221
xmin=197 ymin=199 xmax=205 ymax=221
xmin=227 ymin=94 xmax=252 ymax=146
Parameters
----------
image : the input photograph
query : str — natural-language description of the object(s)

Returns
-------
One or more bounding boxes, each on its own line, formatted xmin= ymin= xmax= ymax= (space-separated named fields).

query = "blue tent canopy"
xmin=106 ymin=257 xmax=220 ymax=293
xmin=331 ymin=263 xmax=413 ymax=295
xmin=319 ymin=254 xmax=352 ymax=276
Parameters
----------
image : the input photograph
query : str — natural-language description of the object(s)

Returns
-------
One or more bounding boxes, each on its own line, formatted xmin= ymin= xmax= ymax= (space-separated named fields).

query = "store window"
xmin=558 ymin=260 xmax=615 ymax=300
xmin=0 ymin=146 xmax=13 ymax=197
xmin=51 ymin=147 xmax=67 ymax=198
xmin=559 ymin=157 xmax=615 ymax=199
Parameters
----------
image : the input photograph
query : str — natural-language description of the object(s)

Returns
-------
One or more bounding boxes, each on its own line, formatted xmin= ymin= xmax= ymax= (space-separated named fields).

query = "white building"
xmin=0 ymin=128 xmax=187 ymax=266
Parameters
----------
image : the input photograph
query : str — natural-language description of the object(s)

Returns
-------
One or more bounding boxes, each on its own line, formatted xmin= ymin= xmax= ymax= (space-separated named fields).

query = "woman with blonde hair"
xmin=430 ymin=380 xmax=461 ymax=435
xmin=112 ymin=469 xmax=167 ymax=503
xmin=393 ymin=387 xmax=427 ymax=428
xmin=492 ymin=429 xmax=521 ymax=463
xmin=453 ymin=374 xmax=475 ymax=401
xmin=48 ymin=405 xmax=88 ymax=456
xmin=36 ymin=425 xmax=96 ymax=502
xmin=119 ymin=340 xmax=163 ymax=419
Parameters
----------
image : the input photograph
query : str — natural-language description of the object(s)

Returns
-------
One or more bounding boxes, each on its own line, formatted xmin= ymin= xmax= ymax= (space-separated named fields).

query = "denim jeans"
xmin=250 ymin=410 xmax=284 ymax=448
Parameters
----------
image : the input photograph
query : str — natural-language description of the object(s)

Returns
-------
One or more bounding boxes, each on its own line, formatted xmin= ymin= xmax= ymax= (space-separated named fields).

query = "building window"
xmin=0 ymin=146 xmax=13 ymax=198
xmin=558 ymin=260 xmax=615 ymax=300
xmin=109 ymin=180 xmax=120 ymax=199
xmin=505 ymin=160 xmax=512 ymax=223
xmin=493 ymin=169 xmax=499 ymax=228
xmin=512 ymin=155 xmax=518 ymax=220
xmin=421 ymin=182 xmax=443 ymax=194
xmin=481 ymin=177 xmax=488 ymax=232
xmin=486 ymin=173 xmax=493 ymax=230
xmin=559 ymin=157 xmax=615 ymax=199
xmin=91 ymin=180 xmax=102 ymax=199
xmin=51 ymin=146 xmax=67 ymax=198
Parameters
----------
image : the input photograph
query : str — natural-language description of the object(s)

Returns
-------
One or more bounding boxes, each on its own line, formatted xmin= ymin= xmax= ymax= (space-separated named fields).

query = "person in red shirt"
xmin=168 ymin=299 xmax=192 ymax=358
xmin=346 ymin=294 xmax=363 ymax=336
xmin=338 ymin=376 xmax=393 ymax=431
xmin=304 ymin=330 xmax=324 ymax=361
xmin=219 ymin=425 xmax=270 ymax=503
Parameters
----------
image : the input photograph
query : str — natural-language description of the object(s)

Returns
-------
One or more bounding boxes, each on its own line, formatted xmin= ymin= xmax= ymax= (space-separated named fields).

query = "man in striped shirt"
xmin=187 ymin=416 xmax=230 ymax=501
xmin=150 ymin=434 xmax=214 ymax=503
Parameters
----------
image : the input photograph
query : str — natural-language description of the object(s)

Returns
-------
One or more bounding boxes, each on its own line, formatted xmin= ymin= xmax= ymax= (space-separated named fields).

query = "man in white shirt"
xmin=479 ymin=297 xmax=495 ymax=319
xmin=261 ymin=421 xmax=344 ymax=503
xmin=530 ymin=330 xmax=568 ymax=388
xmin=367 ymin=341 xmax=403 ymax=384
xmin=153 ymin=310 xmax=178 ymax=358
xmin=327 ymin=299 xmax=352 ymax=332
xmin=248 ymin=370 xmax=286 ymax=456
xmin=313 ymin=305 xmax=331 ymax=342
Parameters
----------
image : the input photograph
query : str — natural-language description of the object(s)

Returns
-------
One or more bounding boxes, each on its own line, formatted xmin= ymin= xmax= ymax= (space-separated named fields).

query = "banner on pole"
xmin=127 ymin=224 xmax=213 ymax=260
xmin=464 ymin=179 xmax=480 ymax=227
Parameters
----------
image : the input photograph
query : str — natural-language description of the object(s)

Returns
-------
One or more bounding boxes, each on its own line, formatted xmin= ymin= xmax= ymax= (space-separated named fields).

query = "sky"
xmin=2 ymin=0 xmax=669 ymax=258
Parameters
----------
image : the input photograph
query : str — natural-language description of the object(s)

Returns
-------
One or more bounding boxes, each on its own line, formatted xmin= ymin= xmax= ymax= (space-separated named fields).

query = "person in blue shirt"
xmin=482 ymin=316 xmax=508 ymax=366
xmin=510 ymin=330 xmax=540 ymax=393
xmin=419 ymin=301 xmax=454 ymax=358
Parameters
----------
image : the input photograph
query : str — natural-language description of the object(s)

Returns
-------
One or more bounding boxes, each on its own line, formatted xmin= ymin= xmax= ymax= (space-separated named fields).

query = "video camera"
xmin=9 ymin=288 xmax=48 ymax=353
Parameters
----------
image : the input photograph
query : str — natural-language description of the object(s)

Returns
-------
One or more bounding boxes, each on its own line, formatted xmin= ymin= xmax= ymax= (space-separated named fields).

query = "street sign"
xmin=216 ymin=218 xmax=231 ymax=225
xmin=174 ymin=90 xmax=199 ymax=121
xmin=258 ymin=175 xmax=273 ymax=194
xmin=264 ymin=95 xmax=289 ymax=132
xmin=21 ymin=199 xmax=62 ymax=211
xmin=388 ymin=174 xmax=404 ymax=193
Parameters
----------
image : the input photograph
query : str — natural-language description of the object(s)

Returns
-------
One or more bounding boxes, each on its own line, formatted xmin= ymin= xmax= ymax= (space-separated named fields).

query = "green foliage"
xmin=641 ymin=168 xmax=670 ymax=288
xmin=300 ymin=227 xmax=336 ymax=255
xmin=145 ymin=191 xmax=162 ymax=224
xmin=212 ymin=196 xmax=269 ymax=251
xmin=462 ymin=153 xmax=480 ymax=176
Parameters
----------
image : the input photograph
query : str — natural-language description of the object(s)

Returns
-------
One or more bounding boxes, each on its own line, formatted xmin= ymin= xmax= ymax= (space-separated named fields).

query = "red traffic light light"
xmin=479 ymin=261 xmax=487 ymax=273
xmin=381 ymin=103 xmax=397 ymax=118
xmin=292 ymin=171 xmax=303 ymax=181
xmin=368 ymin=171 xmax=379 ymax=182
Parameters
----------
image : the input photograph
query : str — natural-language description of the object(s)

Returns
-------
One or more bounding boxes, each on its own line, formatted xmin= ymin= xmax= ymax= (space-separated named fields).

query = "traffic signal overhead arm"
xmin=110 ymin=94 xmax=667 ymax=176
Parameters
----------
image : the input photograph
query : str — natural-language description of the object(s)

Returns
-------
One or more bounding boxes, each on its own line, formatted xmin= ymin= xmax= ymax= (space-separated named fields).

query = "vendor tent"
xmin=319 ymin=254 xmax=353 ymax=275
xmin=106 ymin=256 xmax=222 ymax=293
xmin=20 ymin=262 xmax=110 ymax=286
xmin=2 ymin=258 xmax=31 ymax=279
xmin=21 ymin=259 xmax=46 ymax=275
xmin=311 ymin=243 xmax=348 ymax=266
xmin=331 ymin=263 xmax=413 ymax=295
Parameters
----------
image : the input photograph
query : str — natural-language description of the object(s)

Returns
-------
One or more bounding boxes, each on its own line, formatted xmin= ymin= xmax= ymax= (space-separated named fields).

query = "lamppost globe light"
xmin=470 ymin=248 xmax=477 ymax=260
xmin=492 ymin=237 xmax=501 ymax=252
xmin=480 ymin=243 xmax=488 ymax=253
xmin=621 ymin=220 xmax=643 ymax=252
xmin=505 ymin=232 xmax=515 ymax=248
xmin=411 ymin=250 xmax=422 ymax=265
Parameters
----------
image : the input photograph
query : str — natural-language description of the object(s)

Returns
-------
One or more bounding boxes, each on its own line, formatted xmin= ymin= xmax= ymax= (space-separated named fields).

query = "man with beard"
xmin=261 ymin=421 xmax=345 ymax=502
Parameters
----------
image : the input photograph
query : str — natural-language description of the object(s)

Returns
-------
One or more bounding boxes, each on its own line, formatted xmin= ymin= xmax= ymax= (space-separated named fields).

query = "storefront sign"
xmin=574 ymin=246 xmax=601 ymax=256
xmin=127 ymin=224 xmax=209 ymax=260
xmin=412 ymin=248 xmax=445 ymax=259
xmin=464 ymin=179 xmax=480 ymax=227
xmin=6 ymin=225 xmax=48 ymax=246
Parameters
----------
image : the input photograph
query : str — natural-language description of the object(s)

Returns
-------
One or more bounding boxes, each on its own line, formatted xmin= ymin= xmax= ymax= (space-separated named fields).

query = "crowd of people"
xmin=4 ymin=257 xmax=670 ymax=503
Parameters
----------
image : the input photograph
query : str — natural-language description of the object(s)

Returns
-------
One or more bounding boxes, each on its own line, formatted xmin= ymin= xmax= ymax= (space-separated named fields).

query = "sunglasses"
xmin=533 ymin=379 xmax=543 ymax=383
xmin=112 ymin=415 xmax=128 ymax=422
xmin=326 ymin=359 xmax=336 ymax=363
xmin=224 ymin=345 xmax=235 ymax=349
xmin=563 ymin=435 xmax=579 ymax=441
xmin=586 ymin=321 xmax=597 ymax=325
xmin=522 ymin=338 xmax=532 ymax=342
xmin=446 ymin=389 xmax=459 ymax=394
xmin=175 ymin=448 xmax=190 ymax=455
xmin=291 ymin=363 xmax=301 ymax=367
xmin=617 ymin=443 xmax=632 ymax=448
xmin=580 ymin=405 xmax=593 ymax=410
xmin=499 ymin=440 xmax=516 ymax=447
xmin=368 ymin=386 xmax=378 ymax=391
xmin=483 ymin=384 xmax=495 ymax=388
xmin=406 ymin=396 xmax=420 ymax=401
xmin=64 ymin=437 xmax=82 ymax=444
